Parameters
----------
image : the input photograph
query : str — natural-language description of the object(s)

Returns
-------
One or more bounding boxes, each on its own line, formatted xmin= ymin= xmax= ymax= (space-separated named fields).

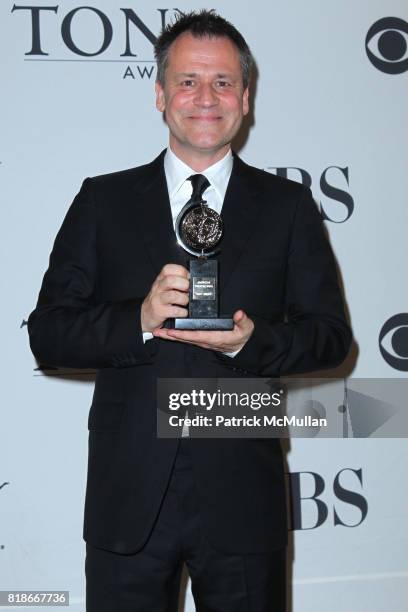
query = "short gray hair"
xmin=154 ymin=10 xmax=253 ymax=88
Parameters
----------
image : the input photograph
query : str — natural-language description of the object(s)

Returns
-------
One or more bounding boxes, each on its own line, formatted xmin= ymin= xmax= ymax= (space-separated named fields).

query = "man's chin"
xmin=185 ymin=138 xmax=230 ymax=153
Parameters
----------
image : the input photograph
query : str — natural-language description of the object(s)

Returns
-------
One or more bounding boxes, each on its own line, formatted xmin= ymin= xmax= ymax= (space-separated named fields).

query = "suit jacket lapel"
xmin=134 ymin=150 xmax=186 ymax=273
xmin=218 ymin=153 xmax=262 ymax=292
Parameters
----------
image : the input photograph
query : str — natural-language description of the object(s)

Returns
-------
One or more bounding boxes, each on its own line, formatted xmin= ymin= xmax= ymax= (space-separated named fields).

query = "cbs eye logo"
xmin=366 ymin=17 xmax=408 ymax=74
xmin=379 ymin=314 xmax=408 ymax=371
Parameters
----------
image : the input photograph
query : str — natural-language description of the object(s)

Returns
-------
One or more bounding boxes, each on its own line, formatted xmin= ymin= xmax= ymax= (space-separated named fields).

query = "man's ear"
xmin=242 ymin=86 xmax=249 ymax=116
xmin=155 ymin=80 xmax=166 ymax=112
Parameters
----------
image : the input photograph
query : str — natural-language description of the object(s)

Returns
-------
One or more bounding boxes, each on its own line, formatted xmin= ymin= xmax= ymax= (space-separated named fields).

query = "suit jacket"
xmin=28 ymin=150 xmax=351 ymax=555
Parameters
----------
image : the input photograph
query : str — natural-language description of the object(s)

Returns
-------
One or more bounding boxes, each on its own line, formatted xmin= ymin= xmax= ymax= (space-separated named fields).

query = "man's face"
xmin=155 ymin=33 xmax=249 ymax=160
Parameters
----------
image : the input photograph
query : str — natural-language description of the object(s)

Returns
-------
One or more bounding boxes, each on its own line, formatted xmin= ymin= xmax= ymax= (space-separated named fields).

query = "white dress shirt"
xmin=164 ymin=145 xmax=233 ymax=223
xmin=143 ymin=146 xmax=236 ymax=436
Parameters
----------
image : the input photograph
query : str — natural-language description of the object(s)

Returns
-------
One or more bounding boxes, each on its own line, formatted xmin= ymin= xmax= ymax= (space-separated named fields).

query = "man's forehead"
xmin=167 ymin=33 xmax=240 ymax=63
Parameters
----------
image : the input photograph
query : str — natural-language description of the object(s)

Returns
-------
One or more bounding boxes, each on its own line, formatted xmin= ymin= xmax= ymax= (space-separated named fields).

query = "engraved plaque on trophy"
xmin=166 ymin=182 xmax=233 ymax=331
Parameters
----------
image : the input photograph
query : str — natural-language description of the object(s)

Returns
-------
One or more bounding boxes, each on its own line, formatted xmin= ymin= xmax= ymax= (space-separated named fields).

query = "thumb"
xmin=233 ymin=310 xmax=247 ymax=326
xmin=233 ymin=311 xmax=254 ymax=338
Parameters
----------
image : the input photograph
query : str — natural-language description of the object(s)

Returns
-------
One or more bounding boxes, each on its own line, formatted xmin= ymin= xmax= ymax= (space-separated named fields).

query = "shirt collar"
xmin=164 ymin=146 xmax=233 ymax=202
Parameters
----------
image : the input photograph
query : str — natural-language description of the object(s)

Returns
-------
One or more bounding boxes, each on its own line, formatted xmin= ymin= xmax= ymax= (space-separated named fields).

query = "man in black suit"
xmin=28 ymin=10 xmax=351 ymax=612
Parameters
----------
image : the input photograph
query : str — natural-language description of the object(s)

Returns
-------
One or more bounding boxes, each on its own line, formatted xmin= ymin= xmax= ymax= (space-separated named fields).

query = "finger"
xmin=158 ymin=290 xmax=189 ymax=307
xmin=165 ymin=329 xmax=235 ymax=344
xmin=233 ymin=310 xmax=253 ymax=330
xmin=152 ymin=328 xmax=178 ymax=341
xmin=153 ymin=328 xmax=200 ymax=343
xmin=153 ymin=329 xmax=213 ymax=349
xmin=152 ymin=305 xmax=188 ymax=321
xmin=233 ymin=309 xmax=246 ymax=324
xmin=163 ymin=306 xmax=188 ymax=318
xmin=159 ymin=264 xmax=189 ymax=279
xmin=159 ymin=275 xmax=190 ymax=292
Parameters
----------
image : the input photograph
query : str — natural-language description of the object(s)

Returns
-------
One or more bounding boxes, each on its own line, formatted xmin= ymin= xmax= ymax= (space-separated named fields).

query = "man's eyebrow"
xmin=174 ymin=72 xmax=199 ymax=78
xmin=215 ymin=73 xmax=234 ymax=78
xmin=173 ymin=72 xmax=236 ymax=78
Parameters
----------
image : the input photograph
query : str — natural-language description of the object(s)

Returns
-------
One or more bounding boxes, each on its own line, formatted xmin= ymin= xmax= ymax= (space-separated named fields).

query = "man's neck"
xmin=168 ymin=143 xmax=231 ymax=172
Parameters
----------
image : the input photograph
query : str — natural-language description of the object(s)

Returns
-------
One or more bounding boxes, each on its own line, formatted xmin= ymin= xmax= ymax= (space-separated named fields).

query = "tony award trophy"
xmin=167 ymin=174 xmax=233 ymax=330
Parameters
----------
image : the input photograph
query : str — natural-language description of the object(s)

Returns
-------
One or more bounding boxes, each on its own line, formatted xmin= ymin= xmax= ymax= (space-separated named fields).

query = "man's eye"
xmin=216 ymin=81 xmax=230 ymax=87
xmin=182 ymin=80 xmax=194 ymax=86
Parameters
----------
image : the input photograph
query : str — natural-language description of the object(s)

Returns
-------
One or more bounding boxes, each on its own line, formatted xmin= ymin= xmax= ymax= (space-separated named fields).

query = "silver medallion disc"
xmin=180 ymin=205 xmax=223 ymax=252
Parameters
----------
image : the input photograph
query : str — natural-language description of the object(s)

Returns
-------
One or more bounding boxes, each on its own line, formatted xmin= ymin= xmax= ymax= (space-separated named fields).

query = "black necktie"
xmin=188 ymin=174 xmax=210 ymax=204
xmin=175 ymin=174 xmax=210 ymax=265
xmin=175 ymin=173 xmax=210 ymax=231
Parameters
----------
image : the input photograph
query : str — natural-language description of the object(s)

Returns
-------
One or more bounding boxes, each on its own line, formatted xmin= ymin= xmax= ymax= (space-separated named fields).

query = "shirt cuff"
xmin=222 ymin=347 xmax=241 ymax=358
xmin=142 ymin=332 xmax=154 ymax=343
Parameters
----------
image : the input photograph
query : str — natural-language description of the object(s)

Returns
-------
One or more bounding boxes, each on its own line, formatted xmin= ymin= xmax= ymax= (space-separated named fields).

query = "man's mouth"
xmin=188 ymin=115 xmax=222 ymax=121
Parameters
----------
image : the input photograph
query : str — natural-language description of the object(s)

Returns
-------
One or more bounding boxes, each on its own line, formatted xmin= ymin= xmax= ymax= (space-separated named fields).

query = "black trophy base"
xmin=164 ymin=317 xmax=234 ymax=330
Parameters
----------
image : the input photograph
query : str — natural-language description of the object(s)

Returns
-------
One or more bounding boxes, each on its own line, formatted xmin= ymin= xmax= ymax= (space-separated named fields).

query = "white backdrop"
xmin=1 ymin=1 xmax=407 ymax=610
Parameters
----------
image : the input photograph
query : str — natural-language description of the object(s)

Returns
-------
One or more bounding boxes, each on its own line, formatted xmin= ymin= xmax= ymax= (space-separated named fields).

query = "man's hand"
xmin=153 ymin=309 xmax=254 ymax=354
xmin=141 ymin=264 xmax=189 ymax=332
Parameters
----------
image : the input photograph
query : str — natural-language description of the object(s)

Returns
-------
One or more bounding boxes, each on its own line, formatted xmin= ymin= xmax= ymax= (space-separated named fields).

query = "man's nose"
xmin=194 ymin=83 xmax=218 ymax=106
